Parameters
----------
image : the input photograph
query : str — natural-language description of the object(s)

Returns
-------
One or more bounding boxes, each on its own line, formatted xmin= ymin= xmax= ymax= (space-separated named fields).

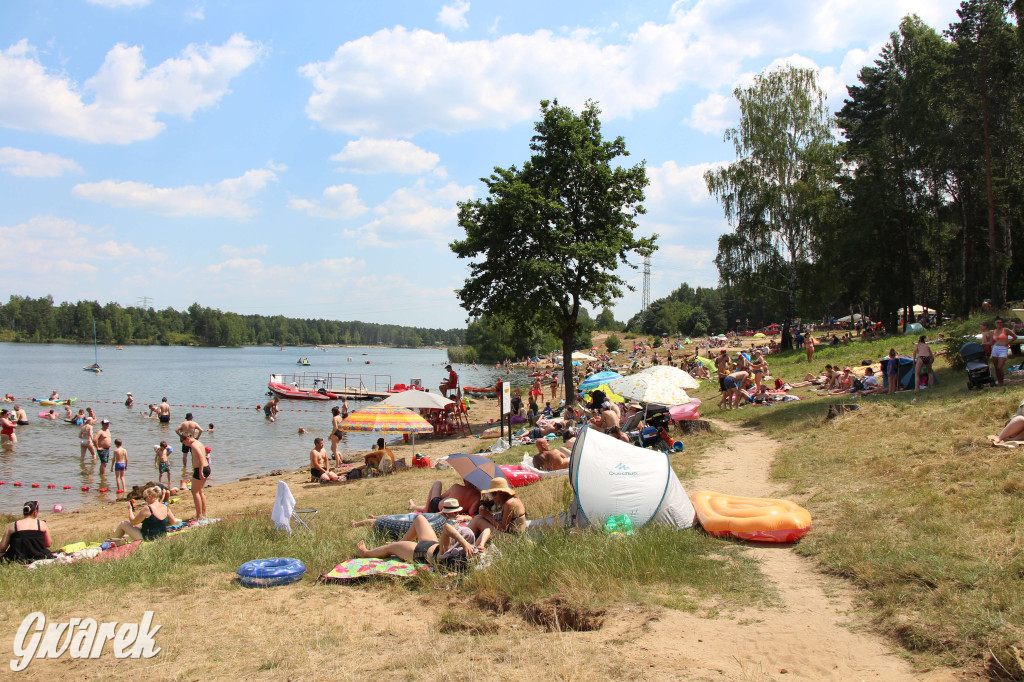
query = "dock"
xmin=270 ymin=371 xmax=406 ymax=400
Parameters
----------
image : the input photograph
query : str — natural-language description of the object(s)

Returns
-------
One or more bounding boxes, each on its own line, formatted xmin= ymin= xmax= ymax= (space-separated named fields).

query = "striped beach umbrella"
xmin=578 ymin=371 xmax=622 ymax=391
xmin=445 ymin=453 xmax=507 ymax=491
xmin=339 ymin=403 xmax=434 ymax=434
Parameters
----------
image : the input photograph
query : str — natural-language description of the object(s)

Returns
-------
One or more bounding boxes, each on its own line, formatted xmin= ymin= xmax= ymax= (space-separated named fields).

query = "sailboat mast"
xmin=92 ymin=316 xmax=98 ymax=365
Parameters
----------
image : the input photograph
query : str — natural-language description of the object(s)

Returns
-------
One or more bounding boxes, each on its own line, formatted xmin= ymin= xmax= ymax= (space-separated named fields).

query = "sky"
xmin=0 ymin=0 xmax=964 ymax=329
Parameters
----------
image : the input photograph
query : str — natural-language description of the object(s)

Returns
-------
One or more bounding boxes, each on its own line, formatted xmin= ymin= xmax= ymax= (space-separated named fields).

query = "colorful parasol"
xmin=445 ymin=453 xmax=507 ymax=491
xmin=578 ymin=371 xmax=622 ymax=391
xmin=609 ymin=366 xmax=695 ymax=406
xmin=339 ymin=403 xmax=434 ymax=434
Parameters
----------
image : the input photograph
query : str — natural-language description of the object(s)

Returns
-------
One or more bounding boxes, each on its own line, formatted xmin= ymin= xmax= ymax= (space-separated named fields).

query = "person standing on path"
xmin=992 ymin=317 xmax=1018 ymax=386
xmin=155 ymin=398 xmax=171 ymax=424
xmin=95 ymin=419 xmax=113 ymax=475
xmin=175 ymin=413 xmax=203 ymax=467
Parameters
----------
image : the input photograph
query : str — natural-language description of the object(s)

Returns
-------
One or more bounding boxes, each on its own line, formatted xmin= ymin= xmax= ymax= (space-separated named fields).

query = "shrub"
xmin=605 ymin=334 xmax=621 ymax=352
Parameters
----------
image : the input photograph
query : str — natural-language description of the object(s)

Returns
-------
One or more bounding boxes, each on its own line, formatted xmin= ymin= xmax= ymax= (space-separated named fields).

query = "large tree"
xmin=451 ymin=99 xmax=656 ymax=405
xmin=705 ymin=66 xmax=839 ymax=350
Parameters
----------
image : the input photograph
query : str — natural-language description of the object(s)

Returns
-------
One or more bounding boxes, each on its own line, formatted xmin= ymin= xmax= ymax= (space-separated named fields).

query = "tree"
xmin=595 ymin=307 xmax=620 ymax=331
xmin=452 ymin=99 xmax=656 ymax=404
xmin=705 ymin=66 xmax=839 ymax=350
xmin=605 ymin=333 xmax=621 ymax=352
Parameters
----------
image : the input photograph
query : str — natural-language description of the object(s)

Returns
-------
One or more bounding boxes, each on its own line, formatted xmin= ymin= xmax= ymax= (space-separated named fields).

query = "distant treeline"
xmin=0 ymin=295 xmax=466 ymax=348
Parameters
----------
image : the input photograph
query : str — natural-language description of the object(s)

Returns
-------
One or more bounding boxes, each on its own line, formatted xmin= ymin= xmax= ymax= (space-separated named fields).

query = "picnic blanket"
xmin=319 ymin=558 xmax=425 ymax=582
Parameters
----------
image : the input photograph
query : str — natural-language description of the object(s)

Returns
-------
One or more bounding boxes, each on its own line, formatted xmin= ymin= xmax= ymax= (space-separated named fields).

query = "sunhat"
xmin=439 ymin=498 xmax=463 ymax=514
xmin=625 ymin=402 xmax=643 ymax=410
xmin=481 ymin=478 xmax=517 ymax=496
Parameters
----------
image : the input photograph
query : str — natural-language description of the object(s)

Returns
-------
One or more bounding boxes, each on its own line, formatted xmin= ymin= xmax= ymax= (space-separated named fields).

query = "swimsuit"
xmin=427 ymin=496 xmax=443 ymax=513
xmin=16 ymin=420 xmax=28 ymax=426
xmin=80 ymin=438 xmax=91 ymax=446
xmin=140 ymin=506 xmax=168 ymax=541
xmin=310 ymin=467 xmax=326 ymax=479
xmin=158 ymin=461 xmax=170 ymax=474
xmin=158 ymin=415 xmax=170 ymax=423
xmin=1 ymin=520 xmax=53 ymax=563
xmin=97 ymin=448 xmax=110 ymax=463
xmin=412 ymin=540 xmax=440 ymax=563
xmin=114 ymin=462 xmax=126 ymax=472
xmin=332 ymin=429 xmax=344 ymax=440
xmin=722 ymin=376 xmax=737 ymax=390
xmin=192 ymin=465 xmax=211 ymax=480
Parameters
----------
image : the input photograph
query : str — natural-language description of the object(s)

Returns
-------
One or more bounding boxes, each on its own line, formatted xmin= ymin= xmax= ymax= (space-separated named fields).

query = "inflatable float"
xmin=372 ymin=512 xmax=447 ymax=539
xmin=463 ymin=386 xmax=497 ymax=398
xmin=498 ymin=465 xmax=541 ymax=488
xmin=690 ymin=490 xmax=811 ymax=543
xmin=237 ymin=557 xmax=306 ymax=587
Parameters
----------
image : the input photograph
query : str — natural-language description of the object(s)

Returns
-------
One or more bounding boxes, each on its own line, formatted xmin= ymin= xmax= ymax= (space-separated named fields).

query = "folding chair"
xmin=290 ymin=507 xmax=318 ymax=533
xmin=271 ymin=481 xmax=318 ymax=533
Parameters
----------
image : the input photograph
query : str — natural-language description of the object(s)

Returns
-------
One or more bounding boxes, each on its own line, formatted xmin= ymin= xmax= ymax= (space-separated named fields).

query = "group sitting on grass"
xmin=356 ymin=476 xmax=528 ymax=568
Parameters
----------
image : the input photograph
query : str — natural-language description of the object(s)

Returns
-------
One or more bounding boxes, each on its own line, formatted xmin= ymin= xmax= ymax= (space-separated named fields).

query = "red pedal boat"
xmin=268 ymin=375 xmax=338 ymax=400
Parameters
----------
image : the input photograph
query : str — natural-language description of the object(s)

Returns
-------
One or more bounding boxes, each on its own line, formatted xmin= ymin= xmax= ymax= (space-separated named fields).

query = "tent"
xmin=836 ymin=313 xmax=862 ymax=323
xmin=567 ymin=427 xmax=696 ymax=530
xmin=903 ymin=322 xmax=926 ymax=336
xmin=881 ymin=356 xmax=916 ymax=389
xmin=896 ymin=305 xmax=936 ymax=316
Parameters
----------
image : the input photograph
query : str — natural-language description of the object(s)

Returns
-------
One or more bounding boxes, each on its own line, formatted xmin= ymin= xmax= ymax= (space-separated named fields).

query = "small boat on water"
xmin=268 ymin=375 xmax=338 ymax=400
xmin=463 ymin=385 xmax=498 ymax=398
xmin=296 ymin=360 xmax=310 ymax=366
xmin=83 ymin=316 xmax=102 ymax=372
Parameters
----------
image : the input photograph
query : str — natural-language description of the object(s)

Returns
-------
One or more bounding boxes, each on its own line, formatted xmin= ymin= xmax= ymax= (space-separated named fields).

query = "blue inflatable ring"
xmin=237 ymin=557 xmax=306 ymax=588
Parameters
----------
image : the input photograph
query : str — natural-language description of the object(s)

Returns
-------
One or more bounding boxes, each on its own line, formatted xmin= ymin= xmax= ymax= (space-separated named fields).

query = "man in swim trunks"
xmin=13 ymin=405 xmax=28 ymax=426
xmin=264 ymin=397 xmax=280 ymax=421
xmin=183 ymin=436 xmax=210 ymax=520
xmin=722 ymin=370 xmax=750 ymax=409
xmin=409 ymin=479 xmax=481 ymax=517
xmin=176 ymin=412 xmax=204 ymax=467
xmin=532 ymin=438 xmax=575 ymax=471
xmin=309 ymin=437 xmax=342 ymax=482
xmin=156 ymin=398 xmax=171 ymax=424
xmin=95 ymin=420 xmax=113 ymax=474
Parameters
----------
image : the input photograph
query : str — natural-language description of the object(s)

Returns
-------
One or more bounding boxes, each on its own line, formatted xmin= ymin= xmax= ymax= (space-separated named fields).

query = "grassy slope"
xmin=693 ymin=326 xmax=1024 ymax=673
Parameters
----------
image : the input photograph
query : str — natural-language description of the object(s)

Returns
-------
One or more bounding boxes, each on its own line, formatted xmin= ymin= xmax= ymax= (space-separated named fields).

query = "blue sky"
xmin=0 ymin=0 xmax=962 ymax=328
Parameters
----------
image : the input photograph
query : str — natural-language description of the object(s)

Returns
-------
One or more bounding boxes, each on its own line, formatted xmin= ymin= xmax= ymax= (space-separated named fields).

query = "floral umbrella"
xmin=609 ymin=367 xmax=695 ymax=406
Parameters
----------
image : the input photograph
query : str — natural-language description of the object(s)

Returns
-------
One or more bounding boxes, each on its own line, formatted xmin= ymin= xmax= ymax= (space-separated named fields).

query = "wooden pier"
xmin=270 ymin=371 xmax=399 ymax=400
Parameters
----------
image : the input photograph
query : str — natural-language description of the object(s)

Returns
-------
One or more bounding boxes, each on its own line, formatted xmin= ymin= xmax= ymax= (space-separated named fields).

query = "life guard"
xmin=439 ymin=364 xmax=459 ymax=398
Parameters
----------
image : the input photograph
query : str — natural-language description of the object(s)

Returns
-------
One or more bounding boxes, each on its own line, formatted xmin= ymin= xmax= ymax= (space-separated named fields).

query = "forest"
xmin=0 ymin=295 xmax=466 ymax=348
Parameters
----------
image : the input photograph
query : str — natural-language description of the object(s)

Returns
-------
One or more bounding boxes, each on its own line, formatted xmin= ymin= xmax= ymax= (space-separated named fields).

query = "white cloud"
xmin=72 ymin=168 xmax=278 ymax=219
xmin=0 ymin=147 xmax=81 ymax=177
xmin=301 ymin=0 xmax=954 ymax=137
xmin=0 ymin=34 xmax=266 ymax=144
xmin=288 ymin=184 xmax=368 ymax=219
xmin=0 ymin=216 xmax=161 ymax=278
xmin=331 ymin=138 xmax=440 ymax=174
xmin=686 ymin=93 xmax=735 ymax=134
xmin=185 ymin=5 xmax=205 ymax=21
xmin=345 ymin=179 xmax=474 ymax=248
xmin=646 ymin=160 xmax=724 ymax=209
xmin=437 ymin=0 xmax=470 ymax=31
xmin=86 ymin=0 xmax=150 ymax=6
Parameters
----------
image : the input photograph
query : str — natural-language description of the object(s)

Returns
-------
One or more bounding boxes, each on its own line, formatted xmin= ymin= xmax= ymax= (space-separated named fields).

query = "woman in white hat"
xmin=469 ymin=478 xmax=528 ymax=549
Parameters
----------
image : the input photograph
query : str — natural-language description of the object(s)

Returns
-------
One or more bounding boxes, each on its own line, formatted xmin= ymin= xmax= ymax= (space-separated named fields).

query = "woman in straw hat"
xmin=469 ymin=478 xmax=528 ymax=549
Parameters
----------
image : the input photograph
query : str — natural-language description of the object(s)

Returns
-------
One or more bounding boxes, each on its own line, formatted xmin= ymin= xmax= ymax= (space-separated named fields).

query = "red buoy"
xmin=81 ymin=486 xmax=89 ymax=491
xmin=98 ymin=488 xmax=108 ymax=493
xmin=63 ymin=485 xmax=71 ymax=489
xmin=13 ymin=482 xmax=22 ymax=486
xmin=47 ymin=484 xmax=56 ymax=488
xmin=0 ymin=481 xmax=5 ymax=485
xmin=31 ymin=483 xmax=40 ymax=488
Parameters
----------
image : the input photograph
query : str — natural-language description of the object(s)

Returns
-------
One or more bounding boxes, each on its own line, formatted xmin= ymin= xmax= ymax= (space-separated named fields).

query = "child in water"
xmin=207 ymin=423 xmax=214 ymax=433
xmin=112 ymin=439 xmax=129 ymax=493
xmin=154 ymin=441 xmax=172 ymax=488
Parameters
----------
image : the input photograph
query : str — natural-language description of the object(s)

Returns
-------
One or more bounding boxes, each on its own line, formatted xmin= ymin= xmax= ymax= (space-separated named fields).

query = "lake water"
xmin=0 ymin=343 xmax=531 ymax=513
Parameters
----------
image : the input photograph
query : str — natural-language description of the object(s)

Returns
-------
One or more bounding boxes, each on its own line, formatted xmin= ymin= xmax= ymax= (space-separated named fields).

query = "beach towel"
xmin=519 ymin=454 xmax=568 ymax=479
xmin=93 ymin=540 xmax=142 ymax=563
xmin=319 ymin=558 xmax=425 ymax=582
xmin=271 ymin=481 xmax=296 ymax=532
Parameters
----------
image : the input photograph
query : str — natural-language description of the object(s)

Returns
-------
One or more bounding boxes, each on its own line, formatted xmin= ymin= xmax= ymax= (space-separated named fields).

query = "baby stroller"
xmin=960 ymin=342 xmax=996 ymax=390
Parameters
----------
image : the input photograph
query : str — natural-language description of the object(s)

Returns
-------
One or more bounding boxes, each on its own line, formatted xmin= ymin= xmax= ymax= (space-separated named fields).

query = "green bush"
xmin=605 ymin=334 xmax=621 ymax=352
xmin=447 ymin=346 xmax=479 ymax=363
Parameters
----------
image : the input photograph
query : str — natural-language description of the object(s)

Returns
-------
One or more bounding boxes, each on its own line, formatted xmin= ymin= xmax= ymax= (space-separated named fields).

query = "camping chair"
xmin=271 ymin=481 xmax=318 ymax=533
xmin=291 ymin=507 xmax=318 ymax=533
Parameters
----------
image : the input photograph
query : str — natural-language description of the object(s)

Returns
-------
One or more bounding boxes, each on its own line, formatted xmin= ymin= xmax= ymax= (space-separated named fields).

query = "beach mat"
xmin=92 ymin=540 xmax=142 ymax=563
xmin=319 ymin=558 xmax=424 ymax=582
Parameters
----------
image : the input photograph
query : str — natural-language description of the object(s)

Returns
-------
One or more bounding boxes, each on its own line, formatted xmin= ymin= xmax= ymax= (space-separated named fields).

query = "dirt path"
xmin=618 ymin=420 xmax=957 ymax=682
